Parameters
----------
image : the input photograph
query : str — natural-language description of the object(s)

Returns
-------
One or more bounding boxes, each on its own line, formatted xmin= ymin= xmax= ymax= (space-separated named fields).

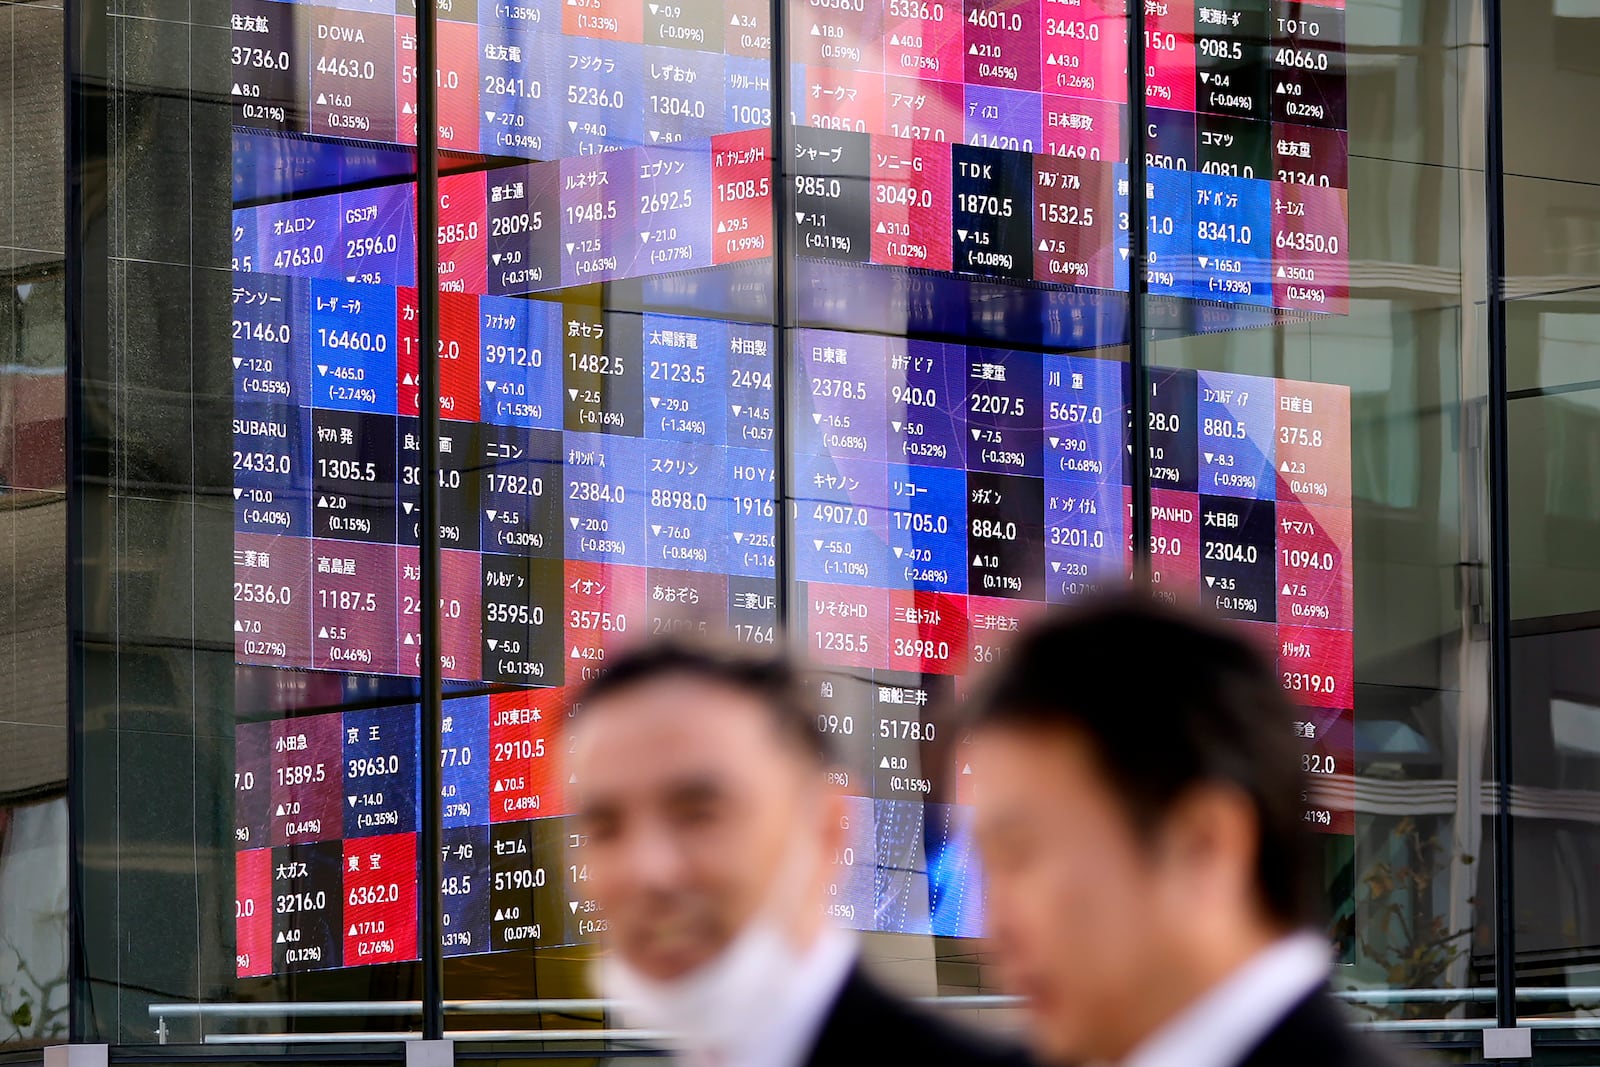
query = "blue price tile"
xmin=232 ymin=272 xmax=312 ymax=407
xmin=886 ymin=463 xmax=967 ymax=593
xmin=793 ymin=452 xmax=890 ymax=587
xmin=234 ymin=400 xmax=313 ymax=538
xmin=1190 ymin=172 xmax=1272 ymax=305
xmin=342 ymin=704 xmax=420 ymax=838
xmin=646 ymin=440 xmax=731 ymax=573
xmin=1197 ymin=368 xmax=1276 ymax=498
xmin=441 ymin=695 xmax=490 ymax=828
xmin=309 ymin=279 xmax=398 ymax=413
xmin=480 ymin=295 xmax=563 ymax=430
xmin=563 ymin=432 xmax=646 ymax=566
xmin=643 ymin=313 xmax=728 ymax=443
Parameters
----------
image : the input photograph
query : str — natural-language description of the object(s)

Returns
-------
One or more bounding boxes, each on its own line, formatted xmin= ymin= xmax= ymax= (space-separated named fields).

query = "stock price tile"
xmin=480 ymin=554 xmax=566 ymax=686
xmin=966 ymin=470 xmax=1045 ymax=600
xmin=342 ymin=704 xmax=421 ymax=839
xmin=793 ymin=127 xmax=873 ymax=261
xmin=951 ymin=144 xmax=1032 ymax=280
xmin=272 ymin=840 xmax=345 ymax=971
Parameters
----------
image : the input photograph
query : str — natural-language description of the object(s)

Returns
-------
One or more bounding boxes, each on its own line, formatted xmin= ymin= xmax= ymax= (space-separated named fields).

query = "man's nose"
xmin=619 ymin=821 xmax=690 ymax=892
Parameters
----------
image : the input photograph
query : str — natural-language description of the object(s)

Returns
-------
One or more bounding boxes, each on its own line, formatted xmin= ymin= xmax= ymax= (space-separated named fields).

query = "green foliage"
xmin=0 ymin=918 xmax=68 ymax=1045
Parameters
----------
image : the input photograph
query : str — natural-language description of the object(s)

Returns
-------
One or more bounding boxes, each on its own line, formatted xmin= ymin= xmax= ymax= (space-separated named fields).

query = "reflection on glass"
xmin=0 ymin=798 xmax=68 ymax=1045
xmin=230 ymin=0 xmax=780 ymax=1019
xmin=203 ymin=0 xmax=1494 ymax=1036
xmin=1504 ymin=0 xmax=1600 ymax=1030
xmin=777 ymin=0 xmax=1360 ymax=1002
xmin=1144 ymin=0 xmax=1492 ymax=1027
xmin=3 ymin=3 xmax=68 ymax=1044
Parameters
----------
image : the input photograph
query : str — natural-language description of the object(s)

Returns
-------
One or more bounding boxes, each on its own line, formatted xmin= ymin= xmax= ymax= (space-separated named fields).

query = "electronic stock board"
xmin=231 ymin=0 xmax=1353 ymax=975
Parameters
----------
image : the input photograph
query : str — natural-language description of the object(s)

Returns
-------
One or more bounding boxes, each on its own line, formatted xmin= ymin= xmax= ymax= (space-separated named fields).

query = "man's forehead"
xmin=572 ymin=675 xmax=796 ymax=769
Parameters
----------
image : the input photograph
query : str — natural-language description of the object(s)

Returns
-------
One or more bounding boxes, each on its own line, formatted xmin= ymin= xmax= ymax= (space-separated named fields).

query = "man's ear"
xmin=1157 ymin=782 xmax=1261 ymax=907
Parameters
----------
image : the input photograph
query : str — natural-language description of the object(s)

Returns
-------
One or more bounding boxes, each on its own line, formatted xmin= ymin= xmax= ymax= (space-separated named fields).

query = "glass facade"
xmin=0 ymin=0 xmax=68 ymax=1046
xmin=0 ymin=0 xmax=1583 ymax=1061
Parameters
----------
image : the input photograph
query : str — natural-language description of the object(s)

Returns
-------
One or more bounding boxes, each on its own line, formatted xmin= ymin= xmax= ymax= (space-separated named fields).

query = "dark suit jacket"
xmin=802 ymin=965 xmax=1033 ymax=1067
xmin=1236 ymin=991 xmax=1412 ymax=1067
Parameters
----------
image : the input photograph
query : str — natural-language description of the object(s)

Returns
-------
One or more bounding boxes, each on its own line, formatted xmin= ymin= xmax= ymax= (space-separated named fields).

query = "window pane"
xmin=1504 ymin=0 xmax=1600 ymax=1036
xmin=222 ymin=0 xmax=779 ymax=1037
xmin=1141 ymin=0 xmax=1494 ymax=1029
xmin=2 ymin=0 xmax=67 ymax=1048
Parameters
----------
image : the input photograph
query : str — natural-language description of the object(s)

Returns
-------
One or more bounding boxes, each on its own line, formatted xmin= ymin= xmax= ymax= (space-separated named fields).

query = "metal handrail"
xmin=196 ymin=1030 xmax=666 ymax=1045
xmin=145 ymin=986 xmax=1600 ymax=1021
xmin=150 ymin=1000 xmax=619 ymax=1019
xmin=166 ymin=1017 xmax=1600 ymax=1047
xmin=146 ymin=989 xmax=1600 ymax=1045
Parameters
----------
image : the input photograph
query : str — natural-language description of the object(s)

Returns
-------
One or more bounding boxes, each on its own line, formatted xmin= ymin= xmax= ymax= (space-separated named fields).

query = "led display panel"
xmin=233 ymin=287 xmax=1352 ymax=968
xmin=231 ymin=0 xmax=1353 ymax=977
xmin=232 ymin=0 xmax=1348 ymax=310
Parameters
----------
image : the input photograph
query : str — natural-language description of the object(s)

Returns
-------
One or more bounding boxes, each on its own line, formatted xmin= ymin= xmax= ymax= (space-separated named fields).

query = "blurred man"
xmin=569 ymin=638 xmax=1026 ymax=1067
xmin=968 ymin=596 xmax=1405 ymax=1067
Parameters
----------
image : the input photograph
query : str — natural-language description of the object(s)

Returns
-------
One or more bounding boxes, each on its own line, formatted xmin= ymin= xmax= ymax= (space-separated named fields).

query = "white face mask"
xmin=596 ymin=817 xmax=824 ymax=1054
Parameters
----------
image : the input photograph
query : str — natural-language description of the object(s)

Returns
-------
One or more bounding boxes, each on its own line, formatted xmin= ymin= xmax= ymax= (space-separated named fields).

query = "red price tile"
xmin=647 ymin=569 xmax=730 ymax=632
xmin=965 ymin=0 xmax=1043 ymax=92
xmin=1271 ymin=122 xmax=1348 ymax=190
xmin=1297 ymin=705 xmax=1353 ymax=836
xmin=342 ymin=832 xmax=419 ymax=965
xmin=235 ymin=849 xmax=273 ymax=978
xmin=1276 ymin=623 xmax=1352 ymax=710
xmin=1271 ymin=182 xmax=1348 ymax=315
xmin=309 ymin=9 xmax=397 ymax=142
xmin=1143 ymin=0 xmax=1195 ymax=111
xmin=397 ymin=289 xmax=481 ymax=420
xmin=883 ymin=0 xmax=964 ymax=83
xmin=438 ymin=171 xmax=490 ymax=298
xmin=396 ymin=18 xmax=481 ymax=149
xmin=1273 ymin=378 xmax=1351 ymax=509
xmin=966 ymin=594 xmax=1048 ymax=670
xmin=1043 ymin=93 xmax=1123 ymax=163
xmin=311 ymin=540 xmax=398 ymax=675
xmin=889 ymin=590 xmax=969 ymax=674
xmin=882 ymin=75 xmax=964 ymax=142
xmin=1033 ymin=154 xmax=1117 ymax=288
xmin=1040 ymin=0 xmax=1124 ymax=101
xmin=563 ymin=0 xmax=644 ymax=41
xmin=803 ymin=67 xmax=887 ymax=136
xmin=1275 ymin=500 xmax=1352 ymax=631
xmin=793 ymin=0 xmax=884 ymax=70
xmin=270 ymin=712 xmax=344 ymax=846
xmin=725 ymin=0 xmax=770 ymax=57
xmin=564 ymin=561 xmax=650 ymax=684
xmin=397 ymin=547 xmax=483 ymax=680
xmin=235 ymin=533 xmax=312 ymax=669
xmin=1149 ymin=488 xmax=1200 ymax=605
xmin=871 ymin=133 xmax=954 ymax=271
xmin=489 ymin=688 xmax=569 ymax=821
xmin=710 ymin=129 xmax=773 ymax=265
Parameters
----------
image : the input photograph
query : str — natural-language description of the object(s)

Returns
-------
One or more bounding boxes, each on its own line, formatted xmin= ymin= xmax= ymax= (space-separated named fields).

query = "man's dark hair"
xmin=967 ymin=593 xmax=1320 ymax=929
xmin=574 ymin=636 xmax=830 ymax=765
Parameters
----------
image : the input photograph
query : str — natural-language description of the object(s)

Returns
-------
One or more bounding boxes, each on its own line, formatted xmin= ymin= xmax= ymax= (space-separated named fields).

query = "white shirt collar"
xmin=1116 ymin=932 xmax=1330 ymax=1067
xmin=684 ymin=926 xmax=857 ymax=1067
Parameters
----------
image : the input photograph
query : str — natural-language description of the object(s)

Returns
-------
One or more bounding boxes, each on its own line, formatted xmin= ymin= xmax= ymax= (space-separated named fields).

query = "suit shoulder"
xmin=805 ymin=967 xmax=1033 ymax=1067
xmin=1238 ymin=994 xmax=1418 ymax=1067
